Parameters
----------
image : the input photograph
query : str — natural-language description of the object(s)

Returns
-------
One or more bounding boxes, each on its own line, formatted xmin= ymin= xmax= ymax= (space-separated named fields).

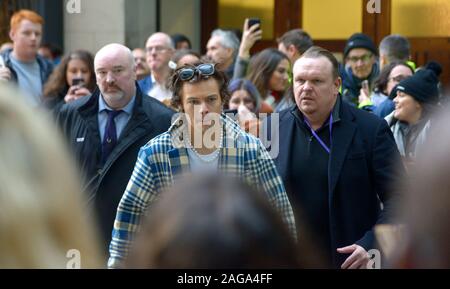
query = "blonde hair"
xmin=0 ymin=83 xmax=103 ymax=268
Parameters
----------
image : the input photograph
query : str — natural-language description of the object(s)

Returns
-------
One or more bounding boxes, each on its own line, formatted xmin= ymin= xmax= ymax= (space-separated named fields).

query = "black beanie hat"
xmin=389 ymin=84 xmax=399 ymax=100
xmin=344 ymin=33 xmax=378 ymax=58
xmin=395 ymin=65 xmax=441 ymax=105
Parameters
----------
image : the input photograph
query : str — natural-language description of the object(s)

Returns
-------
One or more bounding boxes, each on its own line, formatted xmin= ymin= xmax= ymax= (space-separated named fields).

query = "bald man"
xmin=140 ymin=32 xmax=174 ymax=102
xmin=57 ymin=43 xmax=174 ymax=256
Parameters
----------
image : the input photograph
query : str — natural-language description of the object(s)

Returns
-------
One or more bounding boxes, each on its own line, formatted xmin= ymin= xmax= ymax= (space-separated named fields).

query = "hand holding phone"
xmin=65 ymin=77 xmax=90 ymax=103
xmin=247 ymin=18 xmax=261 ymax=31
xmin=72 ymin=77 xmax=85 ymax=87
xmin=359 ymin=80 xmax=371 ymax=104
xmin=239 ymin=18 xmax=263 ymax=59
xmin=361 ymin=80 xmax=370 ymax=96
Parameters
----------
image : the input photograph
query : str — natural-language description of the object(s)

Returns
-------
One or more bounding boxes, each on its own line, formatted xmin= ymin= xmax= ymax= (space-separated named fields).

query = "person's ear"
xmin=9 ymin=29 xmax=16 ymax=42
xmin=168 ymin=47 xmax=175 ymax=57
xmin=287 ymin=44 xmax=297 ymax=58
xmin=416 ymin=102 xmax=423 ymax=111
xmin=334 ymin=76 xmax=342 ymax=95
xmin=225 ymin=47 xmax=233 ymax=59
xmin=380 ymin=55 xmax=388 ymax=68
xmin=131 ymin=64 xmax=137 ymax=80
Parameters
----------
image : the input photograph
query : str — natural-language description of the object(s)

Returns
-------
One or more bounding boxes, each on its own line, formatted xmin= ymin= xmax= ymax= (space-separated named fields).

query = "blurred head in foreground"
xmin=392 ymin=106 xmax=450 ymax=268
xmin=0 ymin=83 xmax=102 ymax=268
xmin=126 ymin=174 xmax=306 ymax=268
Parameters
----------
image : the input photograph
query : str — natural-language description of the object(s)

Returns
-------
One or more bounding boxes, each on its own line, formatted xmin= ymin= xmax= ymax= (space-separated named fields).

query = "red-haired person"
xmin=0 ymin=9 xmax=53 ymax=106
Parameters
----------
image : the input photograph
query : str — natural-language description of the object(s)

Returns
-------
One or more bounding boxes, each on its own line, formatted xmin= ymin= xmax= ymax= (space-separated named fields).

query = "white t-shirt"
xmin=148 ymin=74 xmax=171 ymax=102
xmin=186 ymin=148 xmax=220 ymax=173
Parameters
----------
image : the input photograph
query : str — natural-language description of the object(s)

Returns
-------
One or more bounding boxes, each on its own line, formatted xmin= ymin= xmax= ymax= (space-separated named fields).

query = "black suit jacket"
xmin=58 ymin=85 xmax=174 ymax=253
xmin=271 ymin=97 xmax=403 ymax=267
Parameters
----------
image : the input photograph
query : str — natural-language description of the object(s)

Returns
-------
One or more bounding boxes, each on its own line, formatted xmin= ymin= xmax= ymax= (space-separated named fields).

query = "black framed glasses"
xmin=177 ymin=63 xmax=215 ymax=81
xmin=146 ymin=46 xmax=169 ymax=53
xmin=347 ymin=53 xmax=373 ymax=63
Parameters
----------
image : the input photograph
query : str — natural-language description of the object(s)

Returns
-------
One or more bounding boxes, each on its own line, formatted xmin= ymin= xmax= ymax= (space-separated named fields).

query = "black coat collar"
xmin=277 ymin=95 xmax=357 ymax=198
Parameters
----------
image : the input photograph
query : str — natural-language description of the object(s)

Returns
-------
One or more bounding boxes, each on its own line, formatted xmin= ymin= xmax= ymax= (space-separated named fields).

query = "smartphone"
xmin=248 ymin=18 xmax=261 ymax=30
xmin=72 ymin=77 xmax=85 ymax=87
xmin=361 ymin=79 xmax=370 ymax=95
xmin=0 ymin=55 xmax=5 ymax=68
xmin=361 ymin=80 xmax=369 ymax=90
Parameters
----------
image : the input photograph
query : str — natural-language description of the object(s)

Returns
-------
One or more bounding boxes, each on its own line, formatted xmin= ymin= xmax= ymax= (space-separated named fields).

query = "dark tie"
xmin=101 ymin=109 xmax=122 ymax=164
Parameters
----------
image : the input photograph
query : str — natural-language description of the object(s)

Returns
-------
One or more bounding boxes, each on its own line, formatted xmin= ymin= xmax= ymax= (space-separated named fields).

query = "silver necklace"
xmin=185 ymin=127 xmax=223 ymax=163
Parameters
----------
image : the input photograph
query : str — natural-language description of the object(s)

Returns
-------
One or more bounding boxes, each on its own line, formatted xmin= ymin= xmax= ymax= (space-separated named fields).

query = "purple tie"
xmin=101 ymin=110 xmax=122 ymax=164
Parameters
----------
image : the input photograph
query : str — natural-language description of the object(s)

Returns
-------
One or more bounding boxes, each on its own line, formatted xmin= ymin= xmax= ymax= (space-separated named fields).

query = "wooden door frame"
xmin=362 ymin=0 xmax=391 ymax=46
xmin=200 ymin=0 xmax=218 ymax=54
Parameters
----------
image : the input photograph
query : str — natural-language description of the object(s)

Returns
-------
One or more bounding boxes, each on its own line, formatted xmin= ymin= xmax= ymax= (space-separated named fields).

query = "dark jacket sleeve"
xmin=355 ymin=119 xmax=405 ymax=250
xmin=374 ymin=99 xmax=395 ymax=119
xmin=55 ymin=102 xmax=73 ymax=141
xmin=43 ymin=89 xmax=67 ymax=117
xmin=1 ymin=50 xmax=18 ymax=83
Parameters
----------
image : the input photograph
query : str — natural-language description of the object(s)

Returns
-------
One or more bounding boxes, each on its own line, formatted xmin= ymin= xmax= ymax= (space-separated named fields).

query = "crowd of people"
xmin=0 ymin=9 xmax=447 ymax=269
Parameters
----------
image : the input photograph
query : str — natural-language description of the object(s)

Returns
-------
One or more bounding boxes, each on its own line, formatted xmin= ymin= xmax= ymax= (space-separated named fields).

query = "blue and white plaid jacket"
xmin=108 ymin=113 xmax=296 ymax=268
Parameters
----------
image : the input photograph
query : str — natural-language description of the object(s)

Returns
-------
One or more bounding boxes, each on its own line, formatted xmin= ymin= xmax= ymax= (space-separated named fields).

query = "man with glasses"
xmin=139 ymin=32 xmax=174 ymax=103
xmin=340 ymin=33 xmax=379 ymax=110
xmin=132 ymin=48 xmax=150 ymax=81
xmin=108 ymin=62 xmax=296 ymax=268
xmin=57 ymin=43 xmax=174 ymax=257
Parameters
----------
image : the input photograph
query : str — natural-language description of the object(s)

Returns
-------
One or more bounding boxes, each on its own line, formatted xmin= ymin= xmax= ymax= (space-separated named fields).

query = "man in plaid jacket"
xmin=108 ymin=62 xmax=296 ymax=268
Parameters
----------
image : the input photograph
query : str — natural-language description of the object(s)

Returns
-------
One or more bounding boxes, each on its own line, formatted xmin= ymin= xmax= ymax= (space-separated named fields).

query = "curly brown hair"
xmin=43 ymin=50 xmax=96 ymax=100
xmin=168 ymin=62 xmax=230 ymax=111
